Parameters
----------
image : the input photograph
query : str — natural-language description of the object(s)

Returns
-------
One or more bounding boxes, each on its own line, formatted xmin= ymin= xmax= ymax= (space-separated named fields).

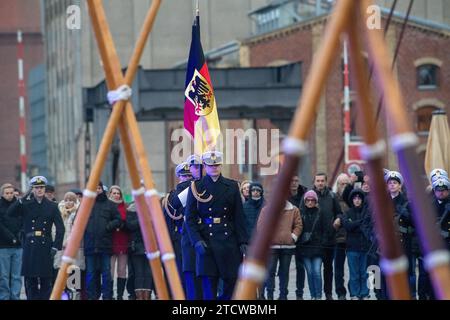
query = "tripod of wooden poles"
xmin=51 ymin=0 xmax=185 ymax=300
xmin=233 ymin=0 xmax=450 ymax=300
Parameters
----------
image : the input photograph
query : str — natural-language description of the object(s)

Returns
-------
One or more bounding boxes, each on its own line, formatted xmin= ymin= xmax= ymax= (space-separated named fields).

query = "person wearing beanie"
xmin=298 ymin=190 xmax=326 ymax=300
xmin=342 ymin=189 xmax=370 ymax=300
xmin=109 ymin=185 xmax=130 ymax=300
xmin=243 ymin=182 xmax=265 ymax=239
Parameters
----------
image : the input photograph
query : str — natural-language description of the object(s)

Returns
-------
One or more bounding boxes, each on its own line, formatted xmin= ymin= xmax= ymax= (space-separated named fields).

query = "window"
xmin=416 ymin=106 xmax=438 ymax=134
xmin=417 ymin=64 xmax=439 ymax=89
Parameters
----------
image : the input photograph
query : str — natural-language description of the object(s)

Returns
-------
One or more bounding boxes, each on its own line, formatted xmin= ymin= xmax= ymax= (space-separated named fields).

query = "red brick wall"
xmin=0 ymin=0 xmax=43 ymax=187
xmin=245 ymin=18 xmax=450 ymax=182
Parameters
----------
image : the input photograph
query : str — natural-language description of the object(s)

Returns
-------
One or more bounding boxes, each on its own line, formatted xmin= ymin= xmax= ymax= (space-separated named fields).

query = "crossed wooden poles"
xmin=234 ymin=0 xmax=450 ymax=300
xmin=51 ymin=0 xmax=185 ymax=300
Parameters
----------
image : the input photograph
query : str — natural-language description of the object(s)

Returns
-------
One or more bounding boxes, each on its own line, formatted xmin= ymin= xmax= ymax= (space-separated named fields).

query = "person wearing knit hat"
xmin=304 ymin=190 xmax=318 ymax=203
xmin=298 ymin=189 xmax=325 ymax=300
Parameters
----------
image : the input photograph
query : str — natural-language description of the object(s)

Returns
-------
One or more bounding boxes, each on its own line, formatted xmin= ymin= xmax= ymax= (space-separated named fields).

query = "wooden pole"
xmin=233 ymin=0 xmax=354 ymax=299
xmin=361 ymin=0 xmax=450 ymax=299
xmin=346 ymin=8 xmax=410 ymax=299
xmin=51 ymin=0 xmax=164 ymax=300
xmin=124 ymin=103 xmax=186 ymax=299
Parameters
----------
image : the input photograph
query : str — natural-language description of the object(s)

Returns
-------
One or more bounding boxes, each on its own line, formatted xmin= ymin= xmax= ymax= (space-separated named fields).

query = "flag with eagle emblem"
xmin=184 ymin=12 xmax=221 ymax=156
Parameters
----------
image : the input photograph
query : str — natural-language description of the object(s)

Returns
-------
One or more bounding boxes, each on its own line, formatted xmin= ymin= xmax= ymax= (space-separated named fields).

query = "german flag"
xmin=184 ymin=12 xmax=220 ymax=156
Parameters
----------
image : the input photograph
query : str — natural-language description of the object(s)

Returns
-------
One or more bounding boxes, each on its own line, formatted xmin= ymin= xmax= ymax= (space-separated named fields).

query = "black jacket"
xmin=126 ymin=205 xmax=146 ymax=255
xmin=392 ymin=193 xmax=420 ymax=255
xmin=243 ymin=196 xmax=264 ymax=239
xmin=342 ymin=190 xmax=370 ymax=252
xmin=288 ymin=185 xmax=308 ymax=208
xmin=185 ymin=174 xmax=248 ymax=278
xmin=7 ymin=196 xmax=65 ymax=277
xmin=313 ymin=187 xmax=342 ymax=246
xmin=0 ymin=196 xmax=20 ymax=248
xmin=83 ymin=192 xmax=121 ymax=255
xmin=297 ymin=205 xmax=325 ymax=258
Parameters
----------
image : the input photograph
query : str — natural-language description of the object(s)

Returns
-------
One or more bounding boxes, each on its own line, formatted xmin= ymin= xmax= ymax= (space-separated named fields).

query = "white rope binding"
xmin=83 ymin=189 xmax=97 ymax=198
xmin=390 ymin=132 xmax=419 ymax=152
xmin=132 ymin=187 xmax=145 ymax=197
xmin=145 ymin=189 xmax=159 ymax=198
xmin=107 ymin=84 xmax=132 ymax=105
xmin=359 ymin=140 xmax=386 ymax=161
xmin=380 ymin=255 xmax=409 ymax=275
xmin=162 ymin=253 xmax=176 ymax=262
xmin=61 ymin=256 xmax=76 ymax=265
xmin=282 ymin=137 xmax=309 ymax=157
xmin=424 ymin=250 xmax=450 ymax=271
xmin=239 ymin=262 xmax=267 ymax=282
xmin=146 ymin=251 xmax=161 ymax=261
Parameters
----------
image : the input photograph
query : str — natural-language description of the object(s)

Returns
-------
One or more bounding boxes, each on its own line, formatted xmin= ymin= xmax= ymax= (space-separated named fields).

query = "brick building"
xmin=0 ymin=0 xmax=43 ymax=188
xmin=240 ymin=12 xmax=450 ymax=184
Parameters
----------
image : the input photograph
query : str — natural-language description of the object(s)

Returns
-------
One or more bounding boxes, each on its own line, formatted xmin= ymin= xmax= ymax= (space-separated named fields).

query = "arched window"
xmin=417 ymin=64 xmax=439 ymax=89
xmin=416 ymin=106 xmax=439 ymax=134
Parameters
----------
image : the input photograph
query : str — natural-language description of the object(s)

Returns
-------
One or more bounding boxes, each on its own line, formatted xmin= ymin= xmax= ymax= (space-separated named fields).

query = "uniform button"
xmin=225 ymin=232 xmax=228 ymax=235
xmin=32 ymin=220 xmax=35 ymax=223
xmin=224 ymin=224 xmax=227 ymax=227
xmin=44 ymin=221 xmax=47 ymax=224
xmin=209 ymin=216 xmax=212 ymax=219
xmin=43 ymin=228 xmax=46 ymax=231
xmin=209 ymin=224 xmax=212 ymax=228
xmin=42 ymin=242 xmax=45 ymax=244
xmin=209 ymin=233 xmax=213 ymax=236
xmin=31 ymin=240 xmax=34 ymax=243
xmin=224 ymin=207 xmax=227 ymax=210
xmin=209 ymin=208 xmax=212 ymax=211
xmin=32 ymin=227 xmax=35 ymax=230
xmin=224 ymin=215 xmax=227 ymax=218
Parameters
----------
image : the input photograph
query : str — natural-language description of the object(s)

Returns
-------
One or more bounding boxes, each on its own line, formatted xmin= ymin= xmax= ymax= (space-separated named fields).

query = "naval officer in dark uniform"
xmin=185 ymin=151 xmax=248 ymax=300
xmin=181 ymin=154 xmax=203 ymax=299
xmin=7 ymin=176 xmax=65 ymax=300
xmin=163 ymin=162 xmax=192 ymax=285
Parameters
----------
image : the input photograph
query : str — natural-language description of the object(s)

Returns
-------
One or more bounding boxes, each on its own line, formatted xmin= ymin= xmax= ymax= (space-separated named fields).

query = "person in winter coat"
xmin=0 ymin=183 xmax=21 ymax=300
xmin=257 ymin=200 xmax=302 ymax=300
xmin=126 ymin=203 xmax=153 ymax=300
xmin=109 ymin=185 xmax=130 ymax=300
xmin=83 ymin=181 xmax=121 ymax=300
xmin=6 ymin=176 xmax=65 ymax=300
xmin=332 ymin=173 xmax=350 ymax=300
xmin=240 ymin=180 xmax=251 ymax=203
xmin=53 ymin=192 xmax=80 ymax=299
xmin=298 ymin=190 xmax=326 ymax=300
xmin=243 ymin=182 xmax=265 ymax=240
xmin=312 ymin=173 xmax=342 ymax=300
xmin=288 ymin=175 xmax=308 ymax=300
xmin=342 ymin=189 xmax=370 ymax=300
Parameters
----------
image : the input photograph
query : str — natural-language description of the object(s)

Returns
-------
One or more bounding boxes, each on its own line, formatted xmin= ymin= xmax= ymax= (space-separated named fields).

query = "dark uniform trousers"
xmin=164 ymin=180 xmax=203 ymax=300
xmin=25 ymin=277 xmax=53 ymax=300
xmin=185 ymin=175 xmax=248 ymax=300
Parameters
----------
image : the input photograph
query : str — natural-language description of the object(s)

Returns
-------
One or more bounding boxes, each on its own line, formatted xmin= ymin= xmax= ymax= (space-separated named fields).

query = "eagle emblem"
xmin=185 ymin=69 xmax=214 ymax=116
